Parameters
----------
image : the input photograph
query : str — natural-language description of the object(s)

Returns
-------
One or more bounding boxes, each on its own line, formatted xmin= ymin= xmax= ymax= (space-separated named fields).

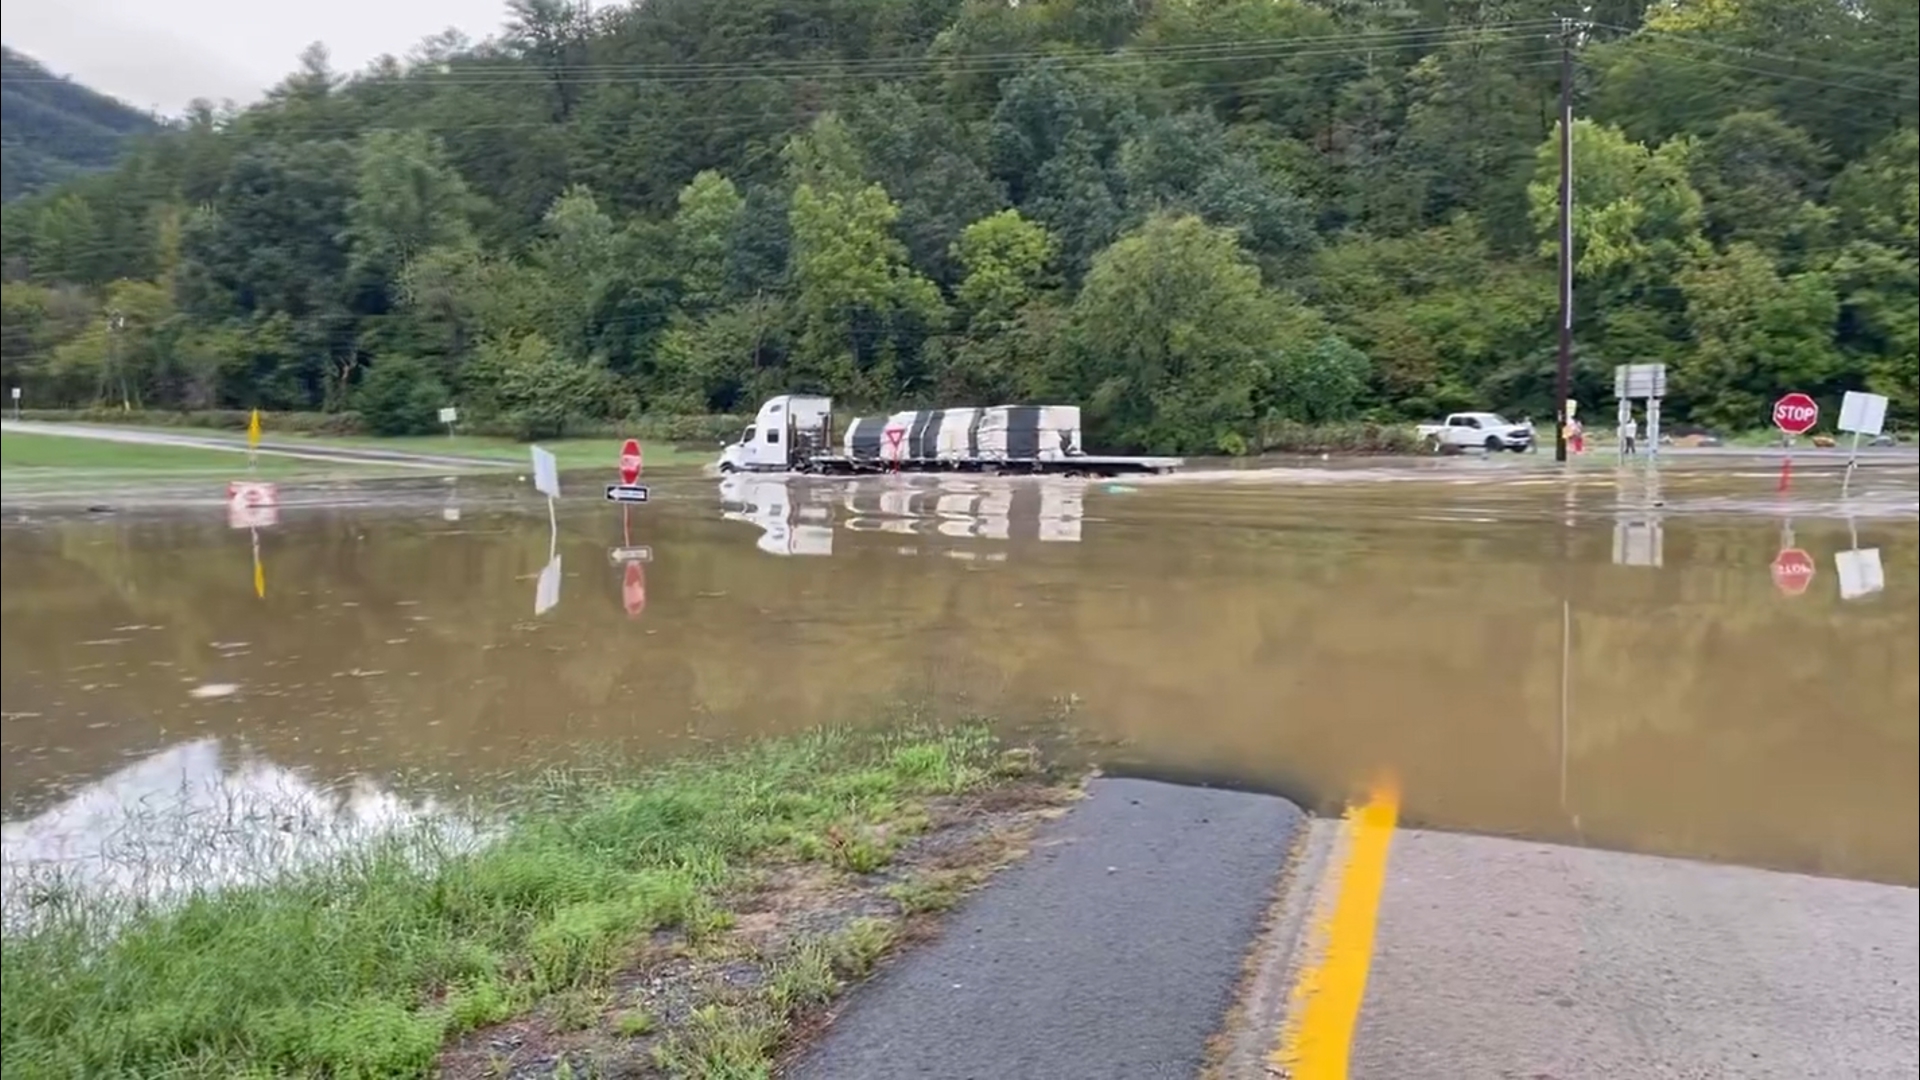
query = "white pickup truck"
xmin=1416 ymin=412 xmax=1534 ymax=453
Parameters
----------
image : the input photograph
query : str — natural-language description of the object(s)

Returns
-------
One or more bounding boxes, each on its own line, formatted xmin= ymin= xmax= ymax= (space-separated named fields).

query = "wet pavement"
xmin=2 ymin=454 xmax=1916 ymax=910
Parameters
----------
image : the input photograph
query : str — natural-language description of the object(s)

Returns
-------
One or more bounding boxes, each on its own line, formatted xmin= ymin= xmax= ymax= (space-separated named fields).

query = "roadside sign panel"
xmin=884 ymin=427 xmax=906 ymax=458
xmin=226 ymin=481 xmax=279 ymax=529
xmin=608 ymin=545 xmax=654 ymax=565
xmin=619 ymin=438 xmax=644 ymax=485
xmin=1612 ymin=363 xmax=1667 ymax=399
xmin=1771 ymin=548 xmax=1816 ymax=597
xmin=229 ymin=503 xmax=280 ymax=530
xmin=1837 ymin=391 xmax=1888 ymax=437
xmin=530 ymin=446 xmax=560 ymax=498
xmin=438 ymin=406 xmax=458 ymax=425
xmin=1772 ymin=393 xmax=1819 ymax=437
xmin=247 ymin=409 xmax=262 ymax=447
xmin=605 ymin=484 xmax=650 ymax=504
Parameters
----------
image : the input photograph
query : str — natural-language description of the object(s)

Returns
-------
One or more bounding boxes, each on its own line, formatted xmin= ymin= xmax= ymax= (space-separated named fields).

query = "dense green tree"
xmin=0 ymin=0 xmax=1911 ymax=447
xmin=1068 ymin=213 xmax=1288 ymax=453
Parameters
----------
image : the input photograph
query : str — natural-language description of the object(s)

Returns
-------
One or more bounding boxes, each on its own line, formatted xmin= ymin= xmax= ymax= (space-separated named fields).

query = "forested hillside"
xmin=0 ymin=1 xmax=1913 ymax=451
xmin=1 ymin=46 xmax=162 ymax=202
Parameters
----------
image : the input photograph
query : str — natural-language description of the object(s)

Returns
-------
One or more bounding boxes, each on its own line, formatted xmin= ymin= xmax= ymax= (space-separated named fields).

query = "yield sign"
xmin=884 ymin=427 xmax=906 ymax=457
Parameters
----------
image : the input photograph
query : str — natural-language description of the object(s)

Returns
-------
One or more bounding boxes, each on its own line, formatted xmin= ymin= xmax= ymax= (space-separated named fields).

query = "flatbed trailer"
xmin=717 ymin=395 xmax=1183 ymax=478
xmin=785 ymin=453 xmax=1179 ymax=477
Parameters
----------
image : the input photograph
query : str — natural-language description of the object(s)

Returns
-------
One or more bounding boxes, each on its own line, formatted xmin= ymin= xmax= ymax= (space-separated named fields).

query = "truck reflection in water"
xmin=718 ymin=475 xmax=1086 ymax=558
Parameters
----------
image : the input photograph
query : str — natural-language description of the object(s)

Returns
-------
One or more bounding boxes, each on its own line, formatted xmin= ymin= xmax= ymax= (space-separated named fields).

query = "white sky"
xmin=3 ymin=0 xmax=519 ymax=116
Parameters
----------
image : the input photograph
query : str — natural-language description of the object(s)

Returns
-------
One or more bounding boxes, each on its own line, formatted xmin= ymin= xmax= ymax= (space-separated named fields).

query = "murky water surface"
xmin=4 ymin=454 xmax=1916 ymax=898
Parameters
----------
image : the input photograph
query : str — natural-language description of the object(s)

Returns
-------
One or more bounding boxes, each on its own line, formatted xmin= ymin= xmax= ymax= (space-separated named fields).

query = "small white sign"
xmin=530 ymin=446 xmax=560 ymax=499
xmin=1835 ymin=548 xmax=1885 ymax=601
xmin=1612 ymin=363 xmax=1667 ymax=399
xmin=608 ymin=545 xmax=654 ymax=564
xmin=605 ymin=484 xmax=650 ymax=504
xmin=438 ymin=406 xmax=458 ymax=425
xmin=10 ymin=387 xmax=19 ymax=400
xmin=534 ymin=554 xmax=563 ymax=615
xmin=1837 ymin=391 xmax=1888 ymax=437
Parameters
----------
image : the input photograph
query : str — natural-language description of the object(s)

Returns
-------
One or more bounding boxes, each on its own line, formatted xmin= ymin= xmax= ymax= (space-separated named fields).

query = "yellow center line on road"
xmin=1270 ymin=778 xmax=1400 ymax=1080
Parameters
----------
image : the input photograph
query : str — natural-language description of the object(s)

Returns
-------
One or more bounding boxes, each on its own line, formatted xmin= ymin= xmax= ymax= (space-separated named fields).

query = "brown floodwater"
xmin=3 ymin=454 xmax=1916 ymax=893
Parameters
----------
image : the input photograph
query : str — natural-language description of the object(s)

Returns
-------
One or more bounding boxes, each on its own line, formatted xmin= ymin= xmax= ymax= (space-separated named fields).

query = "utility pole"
xmin=107 ymin=309 xmax=129 ymax=411
xmin=1554 ymin=19 xmax=1575 ymax=464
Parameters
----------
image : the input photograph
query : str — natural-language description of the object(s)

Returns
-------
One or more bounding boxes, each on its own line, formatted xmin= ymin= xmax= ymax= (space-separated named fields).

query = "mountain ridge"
xmin=2 ymin=44 xmax=163 ymax=201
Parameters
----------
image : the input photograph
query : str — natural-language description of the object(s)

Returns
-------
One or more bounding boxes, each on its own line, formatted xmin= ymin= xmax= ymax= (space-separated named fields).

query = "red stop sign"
xmin=1772 ymin=393 xmax=1819 ymax=437
xmin=1772 ymin=548 xmax=1816 ymax=596
xmin=618 ymin=438 xmax=643 ymax=485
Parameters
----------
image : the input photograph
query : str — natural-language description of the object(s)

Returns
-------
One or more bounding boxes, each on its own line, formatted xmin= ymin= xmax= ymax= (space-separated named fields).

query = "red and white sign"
xmin=1772 ymin=393 xmax=1819 ymax=437
xmin=618 ymin=438 xmax=644 ymax=485
xmin=883 ymin=427 xmax=906 ymax=458
xmin=226 ymin=481 xmax=279 ymax=530
xmin=1771 ymin=548 xmax=1816 ymax=597
xmin=622 ymin=560 xmax=647 ymax=618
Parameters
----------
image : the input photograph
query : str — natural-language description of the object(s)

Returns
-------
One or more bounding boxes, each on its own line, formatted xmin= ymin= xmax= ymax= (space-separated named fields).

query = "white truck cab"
xmin=718 ymin=394 xmax=833 ymax=473
xmin=1417 ymin=412 xmax=1534 ymax=453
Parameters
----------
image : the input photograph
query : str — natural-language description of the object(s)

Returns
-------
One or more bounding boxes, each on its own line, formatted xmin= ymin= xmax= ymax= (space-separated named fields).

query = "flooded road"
xmin=3 ymin=454 xmax=1916 ymax=898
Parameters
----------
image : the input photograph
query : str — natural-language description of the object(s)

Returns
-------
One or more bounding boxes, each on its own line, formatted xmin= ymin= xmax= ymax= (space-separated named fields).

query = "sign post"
xmin=1771 ymin=392 xmax=1818 ymax=492
xmin=9 ymin=386 xmax=19 ymax=421
xmin=438 ymin=406 xmax=458 ymax=439
xmin=246 ymin=408 xmax=263 ymax=472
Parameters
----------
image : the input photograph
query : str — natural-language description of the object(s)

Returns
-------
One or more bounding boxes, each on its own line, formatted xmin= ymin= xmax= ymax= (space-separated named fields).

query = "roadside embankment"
xmin=0 ymin=726 xmax=1075 ymax=1080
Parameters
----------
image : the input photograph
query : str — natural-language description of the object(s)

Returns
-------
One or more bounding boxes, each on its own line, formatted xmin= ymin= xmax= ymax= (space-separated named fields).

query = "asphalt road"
xmin=787 ymin=777 xmax=1304 ymax=1080
xmin=1347 ymin=830 xmax=1919 ymax=1080
xmin=1 ymin=419 xmax=505 ymax=470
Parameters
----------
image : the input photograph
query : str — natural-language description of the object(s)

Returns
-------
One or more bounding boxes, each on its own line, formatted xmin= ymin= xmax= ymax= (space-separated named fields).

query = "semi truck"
xmin=716 ymin=395 xmax=1182 ymax=477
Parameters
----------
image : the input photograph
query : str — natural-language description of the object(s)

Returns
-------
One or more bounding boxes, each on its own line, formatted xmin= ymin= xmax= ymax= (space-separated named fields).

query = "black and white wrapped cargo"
xmin=716 ymin=395 xmax=1181 ymax=477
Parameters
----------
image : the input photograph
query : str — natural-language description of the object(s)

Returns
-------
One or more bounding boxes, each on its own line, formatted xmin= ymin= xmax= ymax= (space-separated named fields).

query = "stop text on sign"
xmin=1772 ymin=393 xmax=1819 ymax=436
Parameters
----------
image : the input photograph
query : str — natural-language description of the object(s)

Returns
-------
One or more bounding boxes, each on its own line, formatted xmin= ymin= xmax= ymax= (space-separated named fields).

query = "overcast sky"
xmin=5 ymin=0 xmax=519 ymax=116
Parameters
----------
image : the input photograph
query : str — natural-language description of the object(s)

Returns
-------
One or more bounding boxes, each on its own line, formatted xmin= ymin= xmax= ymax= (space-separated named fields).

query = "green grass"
xmin=288 ymin=433 xmax=716 ymax=471
xmin=0 ymin=430 xmax=321 ymax=475
xmin=0 ymin=727 xmax=1004 ymax=1080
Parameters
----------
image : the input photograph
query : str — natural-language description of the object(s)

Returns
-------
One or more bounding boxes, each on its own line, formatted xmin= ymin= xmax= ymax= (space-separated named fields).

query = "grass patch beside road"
xmin=0 ymin=726 xmax=1071 ymax=1080
xmin=276 ymin=432 xmax=716 ymax=472
xmin=0 ymin=430 xmax=305 ymax=473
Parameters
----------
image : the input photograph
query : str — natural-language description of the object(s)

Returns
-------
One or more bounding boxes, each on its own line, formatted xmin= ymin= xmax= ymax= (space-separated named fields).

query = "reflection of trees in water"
xmin=1 ymin=738 xmax=481 ymax=929
xmin=2 ymin=508 xmax=1915 ymax=882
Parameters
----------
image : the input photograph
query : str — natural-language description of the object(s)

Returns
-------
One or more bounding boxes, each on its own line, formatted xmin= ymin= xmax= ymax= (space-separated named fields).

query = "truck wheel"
xmin=1484 ymin=435 xmax=1502 ymax=452
xmin=719 ymin=462 xmax=737 ymax=474
xmin=1509 ymin=444 xmax=1528 ymax=453
xmin=1426 ymin=436 xmax=1444 ymax=454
